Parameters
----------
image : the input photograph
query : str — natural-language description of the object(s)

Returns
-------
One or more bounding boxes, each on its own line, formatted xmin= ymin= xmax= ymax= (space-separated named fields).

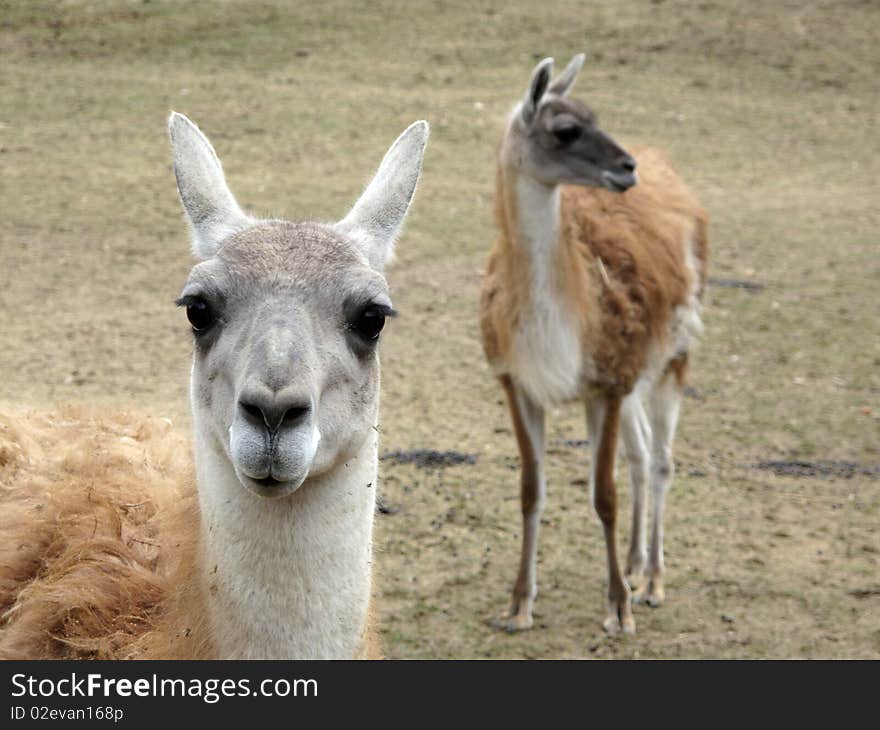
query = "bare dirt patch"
xmin=754 ymin=460 xmax=880 ymax=480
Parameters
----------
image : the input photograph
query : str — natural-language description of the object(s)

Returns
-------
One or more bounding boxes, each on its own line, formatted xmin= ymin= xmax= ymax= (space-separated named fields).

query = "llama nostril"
xmin=240 ymin=400 xmax=265 ymax=424
xmin=281 ymin=403 xmax=311 ymax=427
xmin=620 ymin=156 xmax=636 ymax=173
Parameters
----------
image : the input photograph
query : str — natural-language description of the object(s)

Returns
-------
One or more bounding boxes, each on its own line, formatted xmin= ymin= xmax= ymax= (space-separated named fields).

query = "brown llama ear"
xmin=522 ymin=57 xmax=554 ymax=124
xmin=548 ymin=53 xmax=585 ymax=97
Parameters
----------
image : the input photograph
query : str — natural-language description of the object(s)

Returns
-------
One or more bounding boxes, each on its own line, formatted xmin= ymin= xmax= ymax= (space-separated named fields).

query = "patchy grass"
xmin=1 ymin=0 xmax=878 ymax=658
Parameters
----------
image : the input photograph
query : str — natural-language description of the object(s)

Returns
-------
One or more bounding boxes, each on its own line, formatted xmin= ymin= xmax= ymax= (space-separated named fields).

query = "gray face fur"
xmin=511 ymin=55 xmax=637 ymax=191
xmin=169 ymin=113 xmax=428 ymax=498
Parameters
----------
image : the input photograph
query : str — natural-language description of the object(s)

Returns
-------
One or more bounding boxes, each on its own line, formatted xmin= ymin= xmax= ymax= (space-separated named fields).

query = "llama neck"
xmin=191 ymin=416 xmax=377 ymax=659
xmin=500 ymin=166 xmax=590 ymax=404
xmin=499 ymin=167 xmax=563 ymax=287
xmin=514 ymin=174 xmax=561 ymax=267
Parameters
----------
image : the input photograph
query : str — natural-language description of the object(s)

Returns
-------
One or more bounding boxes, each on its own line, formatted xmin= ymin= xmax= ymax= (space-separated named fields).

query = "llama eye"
xmin=186 ymin=299 xmax=214 ymax=333
xmin=553 ymin=125 xmax=582 ymax=145
xmin=351 ymin=305 xmax=387 ymax=342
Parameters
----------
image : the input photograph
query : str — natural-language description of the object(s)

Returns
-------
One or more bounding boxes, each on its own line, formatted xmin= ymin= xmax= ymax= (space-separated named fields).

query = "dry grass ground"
xmin=1 ymin=0 xmax=877 ymax=658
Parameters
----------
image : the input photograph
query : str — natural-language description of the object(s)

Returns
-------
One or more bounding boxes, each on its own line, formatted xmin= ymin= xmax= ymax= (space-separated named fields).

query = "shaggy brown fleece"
xmin=0 ymin=407 xmax=206 ymax=659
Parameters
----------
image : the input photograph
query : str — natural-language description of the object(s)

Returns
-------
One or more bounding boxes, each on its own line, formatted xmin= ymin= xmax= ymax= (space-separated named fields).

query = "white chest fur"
xmin=508 ymin=177 xmax=586 ymax=406
xmin=193 ymin=426 xmax=376 ymax=659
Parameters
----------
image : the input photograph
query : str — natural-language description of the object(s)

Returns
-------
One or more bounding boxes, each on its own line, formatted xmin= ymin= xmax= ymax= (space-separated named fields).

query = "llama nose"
xmin=619 ymin=155 xmax=636 ymax=174
xmin=238 ymin=387 xmax=311 ymax=435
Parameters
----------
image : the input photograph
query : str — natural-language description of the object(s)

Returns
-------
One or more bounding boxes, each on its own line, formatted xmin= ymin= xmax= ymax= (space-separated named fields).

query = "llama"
xmin=480 ymin=55 xmax=708 ymax=634
xmin=0 ymin=112 xmax=429 ymax=658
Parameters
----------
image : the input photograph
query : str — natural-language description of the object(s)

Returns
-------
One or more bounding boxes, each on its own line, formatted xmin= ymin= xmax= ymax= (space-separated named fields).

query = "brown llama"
xmin=480 ymin=55 xmax=708 ymax=634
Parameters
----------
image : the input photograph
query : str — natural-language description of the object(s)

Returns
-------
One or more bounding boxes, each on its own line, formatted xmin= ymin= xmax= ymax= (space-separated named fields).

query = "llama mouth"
xmin=239 ymin=471 xmax=308 ymax=498
xmin=602 ymin=170 xmax=637 ymax=192
xmin=230 ymin=423 xmax=321 ymax=498
xmin=251 ymin=475 xmax=284 ymax=488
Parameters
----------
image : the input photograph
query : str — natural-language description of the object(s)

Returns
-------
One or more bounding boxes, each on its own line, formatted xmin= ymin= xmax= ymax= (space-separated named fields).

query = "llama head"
xmin=169 ymin=112 xmax=428 ymax=498
xmin=506 ymin=54 xmax=637 ymax=192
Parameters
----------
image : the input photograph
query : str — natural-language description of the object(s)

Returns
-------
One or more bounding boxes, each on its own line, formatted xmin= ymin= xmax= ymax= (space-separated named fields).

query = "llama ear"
xmin=548 ymin=53 xmax=585 ymax=97
xmin=522 ymin=57 xmax=553 ymax=124
xmin=334 ymin=120 xmax=429 ymax=272
xmin=168 ymin=112 xmax=253 ymax=260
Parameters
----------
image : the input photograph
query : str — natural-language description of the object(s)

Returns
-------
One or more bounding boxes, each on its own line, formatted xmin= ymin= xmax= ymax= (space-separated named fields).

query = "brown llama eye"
xmin=186 ymin=299 xmax=214 ymax=332
xmin=352 ymin=305 xmax=386 ymax=341
xmin=553 ymin=125 xmax=581 ymax=145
